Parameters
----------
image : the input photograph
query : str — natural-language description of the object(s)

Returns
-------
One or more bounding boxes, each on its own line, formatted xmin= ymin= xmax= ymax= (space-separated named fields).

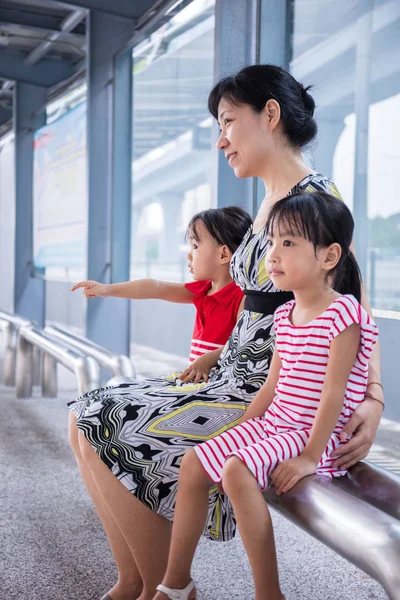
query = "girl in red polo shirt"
xmin=71 ymin=206 xmax=251 ymax=384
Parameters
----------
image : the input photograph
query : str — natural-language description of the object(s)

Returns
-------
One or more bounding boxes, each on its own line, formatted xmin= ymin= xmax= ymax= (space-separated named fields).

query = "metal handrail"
xmin=45 ymin=325 xmax=136 ymax=380
xmin=0 ymin=311 xmax=33 ymax=386
xmin=16 ymin=326 xmax=100 ymax=398
xmin=265 ymin=461 xmax=400 ymax=599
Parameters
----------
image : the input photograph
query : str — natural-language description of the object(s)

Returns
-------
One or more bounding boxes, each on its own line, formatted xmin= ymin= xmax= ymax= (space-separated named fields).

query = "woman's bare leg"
xmin=153 ymin=449 xmax=210 ymax=600
xmin=78 ymin=430 xmax=173 ymax=600
xmin=222 ymin=457 xmax=284 ymax=600
xmin=69 ymin=413 xmax=143 ymax=600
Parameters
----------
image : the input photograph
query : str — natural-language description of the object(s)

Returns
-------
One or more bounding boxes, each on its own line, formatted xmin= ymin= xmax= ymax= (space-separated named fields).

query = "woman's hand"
xmin=71 ymin=280 xmax=110 ymax=298
xmin=331 ymin=391 xmax=383 ymax=470
xmin=180 ymin=351 xmax=220 ymax=384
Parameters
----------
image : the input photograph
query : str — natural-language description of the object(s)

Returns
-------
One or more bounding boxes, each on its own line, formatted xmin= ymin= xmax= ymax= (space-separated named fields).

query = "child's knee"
xmin=222 ymin=456 xmax=250 ymax=493
xmin=180 ymin=448 xmax=207 ymax=484
xmin=181 ymin=448 xmax=200 ymax=473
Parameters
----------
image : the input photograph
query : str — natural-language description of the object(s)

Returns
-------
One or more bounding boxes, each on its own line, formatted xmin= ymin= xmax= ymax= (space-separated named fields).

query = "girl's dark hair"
xmin=208 ymin=64 xmax=317 ymax=149
xmin=266 ymin=192 xmax=362 ymax=301
xmin=187 ymin=206 xmax=252 ymax=254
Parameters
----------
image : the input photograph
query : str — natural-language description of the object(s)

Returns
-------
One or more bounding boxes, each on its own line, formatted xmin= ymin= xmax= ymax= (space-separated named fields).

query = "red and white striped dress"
xmin=195 ymin=295 xmax=379 ymax=488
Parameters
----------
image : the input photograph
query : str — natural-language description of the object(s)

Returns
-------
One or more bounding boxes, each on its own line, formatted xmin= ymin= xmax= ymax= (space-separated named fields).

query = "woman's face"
xmin=216 ymin=97 xmax=275 ymax=179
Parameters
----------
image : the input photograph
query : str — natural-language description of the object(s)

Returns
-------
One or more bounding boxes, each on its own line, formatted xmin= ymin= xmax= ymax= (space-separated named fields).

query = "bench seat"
xmin=264 ymin=461 xmax=400 ymax=599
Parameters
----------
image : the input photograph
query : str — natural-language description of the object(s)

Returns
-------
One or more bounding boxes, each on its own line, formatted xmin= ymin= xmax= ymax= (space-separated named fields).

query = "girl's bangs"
xmin=266 ymin=197 xmax=319 ymax=245
xmin=186 ymin=218 xmax=200 ymax=243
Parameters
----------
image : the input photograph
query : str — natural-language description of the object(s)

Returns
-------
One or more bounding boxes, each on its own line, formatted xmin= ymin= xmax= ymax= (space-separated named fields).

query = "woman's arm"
xmin=351 ymin=243 xmax=383 ymax=391
xmin=240 ymin=348 xmax=282 ymax=422
xmin=360 ymin=286 xmax=382 ymax=388
xmin=330 ymin=249 xmax=384 ymax=469
xmin=71 ymin=279 xmax=194 ymax=303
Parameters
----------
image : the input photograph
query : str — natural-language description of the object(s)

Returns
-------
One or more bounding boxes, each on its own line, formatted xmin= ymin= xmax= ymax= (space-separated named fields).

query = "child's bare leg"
xmin=154 ymin=449 xmax=210 ymax=599
xmin=223 ymin=457 xmax=284 ymax=600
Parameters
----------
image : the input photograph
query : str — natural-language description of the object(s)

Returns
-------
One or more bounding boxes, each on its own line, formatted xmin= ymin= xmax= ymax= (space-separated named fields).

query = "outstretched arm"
xmin=71 ymin=279 xmax=194 ymax=303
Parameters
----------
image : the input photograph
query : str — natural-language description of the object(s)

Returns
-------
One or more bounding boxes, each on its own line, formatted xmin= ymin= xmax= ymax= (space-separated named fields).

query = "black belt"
xmin=244 ymin=290 xmax=294 ymax=315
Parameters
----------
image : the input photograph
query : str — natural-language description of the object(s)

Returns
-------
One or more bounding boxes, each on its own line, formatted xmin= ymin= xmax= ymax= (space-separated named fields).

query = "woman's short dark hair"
xmin=208 ymin=64 xmax=317 ymax=149
xmin=187 ymin=206 xmax=252 ymax=254
xmin=266 ymin=192 xmax=362 ymax=301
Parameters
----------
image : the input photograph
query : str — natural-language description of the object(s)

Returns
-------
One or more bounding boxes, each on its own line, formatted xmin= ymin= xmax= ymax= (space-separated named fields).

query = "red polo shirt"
xmin=184 ymin=280 xmax=243 ymax=363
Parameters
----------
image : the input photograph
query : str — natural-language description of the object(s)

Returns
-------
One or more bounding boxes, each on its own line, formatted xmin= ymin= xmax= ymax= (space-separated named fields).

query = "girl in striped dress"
xmin=154 ymin=192 xmax=379 ymax=600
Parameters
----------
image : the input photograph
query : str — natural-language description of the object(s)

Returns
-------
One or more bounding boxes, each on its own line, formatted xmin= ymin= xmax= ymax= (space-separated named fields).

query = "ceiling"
xmin=0 ymin=0 xmax=167 ymax=128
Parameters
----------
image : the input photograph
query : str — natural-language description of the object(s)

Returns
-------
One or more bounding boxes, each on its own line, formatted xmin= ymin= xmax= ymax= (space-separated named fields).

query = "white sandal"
xmin=156 ymin=579 xmax=196 ymax=599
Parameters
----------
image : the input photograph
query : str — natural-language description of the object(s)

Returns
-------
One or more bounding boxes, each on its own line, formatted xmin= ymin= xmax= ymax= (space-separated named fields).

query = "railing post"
xmin=74 ymin=357 xmax=96 ymax=396
xmin=16 ymin=333 xmax=33 ymax=398
xmin=116 ymin=354 xmax=135 ymax=378
xmin=42 ymin=353 xmax=57 ymax=398
xmin=85 ymin=356 xmax=101 ymax=392
xmin=3 ymin=322 xmax=16 ymax=386
xmin=33 ymin=346 xmax=41 ymax=386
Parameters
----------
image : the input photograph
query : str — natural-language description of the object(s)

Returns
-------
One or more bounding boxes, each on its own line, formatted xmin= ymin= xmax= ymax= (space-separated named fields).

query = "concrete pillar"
xmin=0 ymin=136 xmax=16 ymax=313
xmin=213 ymin=0 xmax=258 ymax=215
xmin=249 ymin=0 xmax=291 ymax=211
xmin=314 ymin=116 xmax=346 ymax=179
xmin=353 ymin=2 xmax=373 ymax=279
xmin=85 ymin=11 xmax=134 ymax=354
xmin=13 ymin=82 xmax=47 ymax=325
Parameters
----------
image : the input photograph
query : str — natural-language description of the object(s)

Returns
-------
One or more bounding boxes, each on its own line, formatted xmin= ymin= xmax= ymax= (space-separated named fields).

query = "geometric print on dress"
xmin=143 ymin=401 xmax=245 ymax=440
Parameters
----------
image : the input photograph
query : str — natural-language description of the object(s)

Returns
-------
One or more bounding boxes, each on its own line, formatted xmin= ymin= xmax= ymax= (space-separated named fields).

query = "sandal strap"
xmin=156 ymin=579 xmax=195 ymax=599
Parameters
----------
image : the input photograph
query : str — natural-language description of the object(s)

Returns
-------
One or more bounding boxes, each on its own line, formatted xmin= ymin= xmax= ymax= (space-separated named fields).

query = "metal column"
xmin=86 ymin=12 xmax=134 ymax=354
xmin=256 ymin=0 xmax=291 ymax=210
xmin=258 ymin=0 xmax=291 ymax=66
xmin=13 ymin=82 xmax=47 ymax=326
xmin=353 ymin=4 xmax=373 ymax=279
xmin=213 ymin=0 xmax=258 ymax=216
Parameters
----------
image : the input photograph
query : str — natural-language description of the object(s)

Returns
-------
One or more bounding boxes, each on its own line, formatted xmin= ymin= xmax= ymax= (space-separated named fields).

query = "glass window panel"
xmin=289 ymin=0 xmax=400 ymax=312
xmin=131 ymin=0 xmax=216 ymax=284
xmin=289 ymin=0 xmax=400 ymax=445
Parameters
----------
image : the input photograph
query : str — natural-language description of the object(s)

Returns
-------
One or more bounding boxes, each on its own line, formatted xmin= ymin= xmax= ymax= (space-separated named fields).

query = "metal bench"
xmin=264 ymin=460 xmax=400 ymax=599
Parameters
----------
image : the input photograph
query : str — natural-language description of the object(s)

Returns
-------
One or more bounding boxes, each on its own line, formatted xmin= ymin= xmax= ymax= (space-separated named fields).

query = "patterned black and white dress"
xmin=69 ymin=173 xmax=341 ymax=541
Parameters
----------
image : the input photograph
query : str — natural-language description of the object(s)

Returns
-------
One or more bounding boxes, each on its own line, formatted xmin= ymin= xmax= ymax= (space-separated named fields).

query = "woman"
xmin=68 ymin=65 xmax=384 ymax=600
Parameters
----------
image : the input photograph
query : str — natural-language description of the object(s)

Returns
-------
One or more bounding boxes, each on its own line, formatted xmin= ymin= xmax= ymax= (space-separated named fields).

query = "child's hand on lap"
xmin=271 ymin=455 xmax=318 ymax=495
xmin=180 ymin=352 xmax=219 ymax=384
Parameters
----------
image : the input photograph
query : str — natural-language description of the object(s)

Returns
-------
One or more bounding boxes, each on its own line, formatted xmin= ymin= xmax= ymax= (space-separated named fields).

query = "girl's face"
xmin=187 ymin=220 xmax=230 ymax=281
xmin=265 ymin=222 xmax=339 ymax=292
xmin=216 ymin=97 xmax=276 ymax=179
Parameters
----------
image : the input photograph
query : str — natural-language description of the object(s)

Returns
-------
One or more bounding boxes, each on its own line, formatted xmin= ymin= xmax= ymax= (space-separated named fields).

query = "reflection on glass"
xmin=131 ymin=0 xmax=216 ymax=283
xmin=290 ymin=0 xmax=400 ymax=310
